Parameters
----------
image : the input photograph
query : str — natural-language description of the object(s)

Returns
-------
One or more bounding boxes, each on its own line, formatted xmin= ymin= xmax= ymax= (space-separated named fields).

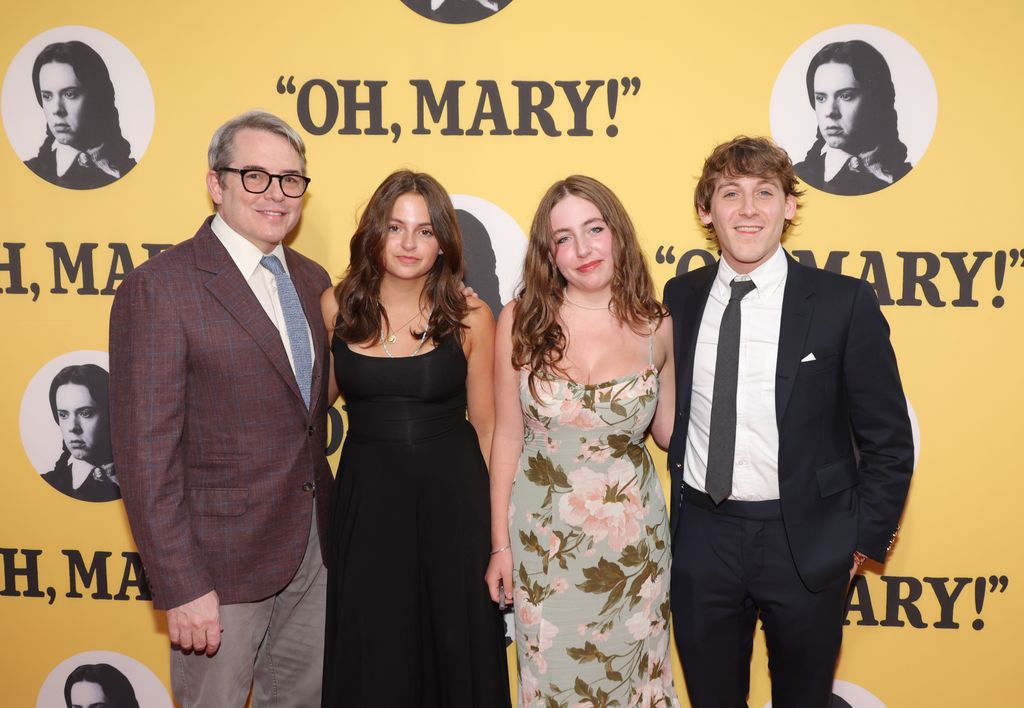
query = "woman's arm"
xmin=319 ymin=287 xmax=340 ymax=406
xmin=463 ymin=296 xmax=496 ymax=462
xmin=484 ymin=302 xmax=524 ymax=605
xmin=650 ymin=313 xmax=676 ymax=450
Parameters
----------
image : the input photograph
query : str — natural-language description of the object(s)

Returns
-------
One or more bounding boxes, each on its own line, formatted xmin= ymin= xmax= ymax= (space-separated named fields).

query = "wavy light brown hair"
xmin=513 ymin=175 xmax=665 ymax=396
xmin=694 ymin=135 xmax=804 ymax=246
xmin=333 ymin=170 xmax=468 ymax=345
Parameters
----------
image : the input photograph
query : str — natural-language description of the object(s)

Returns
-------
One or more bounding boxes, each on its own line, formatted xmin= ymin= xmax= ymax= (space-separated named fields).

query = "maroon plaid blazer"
xmin=109 ymin=217 xmax=334 ymax=610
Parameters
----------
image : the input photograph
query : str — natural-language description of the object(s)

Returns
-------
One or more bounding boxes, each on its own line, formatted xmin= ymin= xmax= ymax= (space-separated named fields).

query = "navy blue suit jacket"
xmin=663 ymin=252 xmax=914 ymax=591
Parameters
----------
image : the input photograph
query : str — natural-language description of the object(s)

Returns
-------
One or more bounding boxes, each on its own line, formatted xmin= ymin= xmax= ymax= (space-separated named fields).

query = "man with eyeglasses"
xmin=109 ymin=110 xmax=334 ymax=707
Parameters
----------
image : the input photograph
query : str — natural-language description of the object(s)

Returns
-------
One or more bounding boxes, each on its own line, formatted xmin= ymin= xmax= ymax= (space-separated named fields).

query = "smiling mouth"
xmin=577 ymin=260 xmax=602 ymax=272
xmin=256 ymin=209 xmax=288 ymax=218
xmin=397 ymin=256 xmax=420 ymax=264
xmin=735 ymin=226 xmax=762 ymax=235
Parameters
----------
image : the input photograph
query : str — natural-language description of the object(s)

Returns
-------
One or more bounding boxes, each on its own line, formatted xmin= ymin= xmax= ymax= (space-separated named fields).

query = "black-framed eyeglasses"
xmin=218 ymin=167 xmax=311 ymax=198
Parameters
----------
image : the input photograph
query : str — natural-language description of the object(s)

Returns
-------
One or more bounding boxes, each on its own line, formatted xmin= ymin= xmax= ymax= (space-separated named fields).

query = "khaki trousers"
xmin=171 ymin=507 xmax=326 ymax=707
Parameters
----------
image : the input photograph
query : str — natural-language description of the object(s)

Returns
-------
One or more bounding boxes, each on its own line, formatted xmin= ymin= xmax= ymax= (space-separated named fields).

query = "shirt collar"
xmin=211 ymin=214 xmax=288 ymax=280
xmin=52 ymin=141 xmax=80 ymax=177
xmin=822 ymin=143 xmax=854 ymax=182
xmin=714 ymin=245 xmax=788 ymax=301
xmin=821 ymin=143 xmax=893 ymax=184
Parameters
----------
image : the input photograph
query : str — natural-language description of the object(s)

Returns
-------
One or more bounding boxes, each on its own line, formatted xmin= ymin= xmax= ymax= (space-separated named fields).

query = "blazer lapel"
xmin=193 ymin=225 xmax=306 ymax=408
xmin=677 ymin=266 xmax=717 ymax=411
xmin=776 ymin=255 xmax=814 ymax=425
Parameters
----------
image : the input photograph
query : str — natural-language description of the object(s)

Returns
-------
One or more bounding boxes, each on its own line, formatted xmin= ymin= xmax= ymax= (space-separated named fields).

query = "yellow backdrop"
xmin=2 ymin=1 xmax=1020 ymax=705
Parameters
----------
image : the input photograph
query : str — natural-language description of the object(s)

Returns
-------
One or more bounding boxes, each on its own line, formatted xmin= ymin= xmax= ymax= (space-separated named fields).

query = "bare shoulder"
xmin=463 ymin=295 xmax=496 ymax=336
xmin=320 ymin=285 xmax=340 ymax=332
xmin=320 ymin=286 xmax=339 ymax=313
xmin=496 ymin=299 xmax=518 ymax=332
xmin=653 ymin=312 xmax=673 ymax=368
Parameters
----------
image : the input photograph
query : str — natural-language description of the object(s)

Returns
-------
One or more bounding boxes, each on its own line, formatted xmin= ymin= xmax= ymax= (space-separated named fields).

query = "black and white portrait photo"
xmin=450 ymin=193 xmax=527 ymax=317
xmin=2 ymin=26 xmax=154 ymax=190
xmin=37 ymin=650 xmax=172 ymax=708
xmin=63 ymin=663 xmax=140 ymax=708
xmin=770 ymin=25 xmax=937 ymax=197
xmin=401 ymin=0 xmax=514 ymax=24
xmin=42 ymin=363 xmax=119 ymax=502
xmin=24 ymin=40 xmax=136 ymax=189
xmin=19 ymin=351 xmax=120 ymax=503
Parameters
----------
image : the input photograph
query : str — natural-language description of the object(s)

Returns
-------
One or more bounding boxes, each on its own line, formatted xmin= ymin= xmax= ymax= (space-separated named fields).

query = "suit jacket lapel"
xmin=776 ymin=255 xmax=814 ymax=425
xmin=677 ymin=266 xmax=717 ymax=411
xmin=193 ymin=224 xmax=306 ymax=408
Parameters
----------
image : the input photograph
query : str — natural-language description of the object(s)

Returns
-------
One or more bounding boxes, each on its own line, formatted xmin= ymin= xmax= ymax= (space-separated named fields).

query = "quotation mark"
xmin=655 ymin=245 xmax=676 ymax=264
xmin=276 ymin=75 xmax=296 ymax=94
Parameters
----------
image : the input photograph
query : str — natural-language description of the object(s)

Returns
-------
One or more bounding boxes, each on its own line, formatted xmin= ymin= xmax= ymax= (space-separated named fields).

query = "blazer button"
xmin=307 ymin=425 xmax=314 ymax=437
xmin=302 ymin=481 xmax=314 ymax=492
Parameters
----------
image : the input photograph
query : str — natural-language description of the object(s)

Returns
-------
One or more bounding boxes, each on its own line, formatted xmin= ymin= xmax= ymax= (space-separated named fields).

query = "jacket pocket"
xmin=188 ymin=487 xmax=249 ymax=516
xmin=815 ymin=458 xmax=858 ymax=497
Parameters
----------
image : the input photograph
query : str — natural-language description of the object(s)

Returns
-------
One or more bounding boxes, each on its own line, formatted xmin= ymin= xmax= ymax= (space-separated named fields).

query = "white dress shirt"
xmin=683 ymin=245 xmax=787 ymax=501
xmin=211 ymin=214 xmax=315 ymax=378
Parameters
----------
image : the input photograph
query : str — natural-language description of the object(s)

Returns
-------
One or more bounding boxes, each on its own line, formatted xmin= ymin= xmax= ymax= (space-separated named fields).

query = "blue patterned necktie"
xmin=260 ymin=255 xmax=312 ymax=409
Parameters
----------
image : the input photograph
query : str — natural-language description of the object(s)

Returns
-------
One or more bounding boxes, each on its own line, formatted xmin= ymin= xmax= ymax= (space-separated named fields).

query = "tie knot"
xmin=730 ymin=278 xmax=756 ymax=301
xmin=260 ymin=255 xmax=285 ymax=275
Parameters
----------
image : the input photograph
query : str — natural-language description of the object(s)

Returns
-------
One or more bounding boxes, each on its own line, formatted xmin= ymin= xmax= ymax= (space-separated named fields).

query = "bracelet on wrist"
xmin=490 ymin=545 xmax=511 ymax=556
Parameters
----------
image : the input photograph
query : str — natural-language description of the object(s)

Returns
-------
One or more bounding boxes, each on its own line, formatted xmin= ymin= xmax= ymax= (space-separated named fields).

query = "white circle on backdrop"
xmin=1 ymin=25 xmax=155 ymax=173
xmin=20 ymin=350 xmax=109 ymax=476
xmin=765 ymin=679 xmax=885 ymax=707
xmin=451 ymin=193 xmax=527 ymax=308
xmin=770 ymin=24 xmax=937 ymax=189
xmin=36 ymin=649 xmax=172 ymax=708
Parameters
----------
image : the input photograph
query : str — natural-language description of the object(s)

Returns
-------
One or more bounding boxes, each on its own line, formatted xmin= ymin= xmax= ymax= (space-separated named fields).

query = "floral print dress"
xmin=510 ymin=350 xmax=678 ymax=708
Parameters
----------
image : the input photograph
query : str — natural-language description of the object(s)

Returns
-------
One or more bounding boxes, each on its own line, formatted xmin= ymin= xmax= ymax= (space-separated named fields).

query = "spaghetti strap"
xmin=647 ymin=322 xmax=655 ymax=367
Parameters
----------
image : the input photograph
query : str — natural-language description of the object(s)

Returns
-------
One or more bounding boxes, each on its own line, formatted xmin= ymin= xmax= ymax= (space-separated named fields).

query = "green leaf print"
xmin=578 ymin=558 xmax=626 ymax=593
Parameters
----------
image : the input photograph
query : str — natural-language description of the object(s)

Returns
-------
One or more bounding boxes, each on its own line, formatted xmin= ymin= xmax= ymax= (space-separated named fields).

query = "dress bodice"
xmin=332 ymin=335 xmax=468 ymax=444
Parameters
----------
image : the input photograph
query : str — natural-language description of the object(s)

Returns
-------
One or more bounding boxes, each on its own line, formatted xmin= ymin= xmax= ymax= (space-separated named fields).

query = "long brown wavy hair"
xmin=333 ymin=170 xmax=468 ymax=345
xmin=513 ymin=175 xmax=666 ymax=396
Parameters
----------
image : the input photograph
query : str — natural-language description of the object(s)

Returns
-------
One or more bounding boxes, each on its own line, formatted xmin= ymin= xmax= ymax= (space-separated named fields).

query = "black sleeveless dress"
xmin=322 ymin=335 xmax=511 ymax=707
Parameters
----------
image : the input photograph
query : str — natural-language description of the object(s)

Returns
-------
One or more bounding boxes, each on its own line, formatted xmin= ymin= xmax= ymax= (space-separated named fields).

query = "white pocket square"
xmin=800 ymin=352 xmax=816 ymax=363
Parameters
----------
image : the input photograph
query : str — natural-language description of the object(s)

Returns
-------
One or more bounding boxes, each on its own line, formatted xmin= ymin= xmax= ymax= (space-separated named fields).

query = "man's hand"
xmin=167 ymin=590 xmax=222 ymax=656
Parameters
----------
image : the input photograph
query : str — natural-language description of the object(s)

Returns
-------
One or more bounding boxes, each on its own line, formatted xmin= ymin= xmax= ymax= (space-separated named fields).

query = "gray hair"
xmin=207 ymin=110 xmax=307 ymax=175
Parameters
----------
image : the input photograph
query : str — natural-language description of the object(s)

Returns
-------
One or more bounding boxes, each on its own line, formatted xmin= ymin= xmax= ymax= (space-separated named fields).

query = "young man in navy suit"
xmin=663 ymin=136 xmax=914 ymax=707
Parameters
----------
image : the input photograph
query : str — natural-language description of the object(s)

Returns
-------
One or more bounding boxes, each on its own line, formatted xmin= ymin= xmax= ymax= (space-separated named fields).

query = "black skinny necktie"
xmin=705 ymin=278 xmax=757 ymax=504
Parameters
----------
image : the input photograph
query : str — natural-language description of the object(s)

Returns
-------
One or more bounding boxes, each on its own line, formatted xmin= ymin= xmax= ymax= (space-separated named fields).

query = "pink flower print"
xmin=558 ymin=397 xmax=604 ymax=430
xmin=626 ymin=608 xmax=654 ymax=641
xmin=591 ymin=629 xmax=611 ymax=644
xmin=638 ymin=576 xmax=663 ymax=603
xmin=519 ymin=664 xmax=541 ymax=707
xmin=529 ymin=380 xmax=564 ymax=419
xmin=551 ymin=576 xmax=569 ymax=593
xmin=557 ymin=461 xmax=645 ymax=552
xmin=515 ymin=590 xmax=542 ymax=627
xmin=537 ymin=618 xmax=559 ymax=653
xmin=548 ymin=532 xmax=561 ymax=558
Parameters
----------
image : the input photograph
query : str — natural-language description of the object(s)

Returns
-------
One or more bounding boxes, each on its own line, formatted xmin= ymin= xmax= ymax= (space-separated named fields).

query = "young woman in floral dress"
xmin=486 ymin=175 xmax=679 ymax=707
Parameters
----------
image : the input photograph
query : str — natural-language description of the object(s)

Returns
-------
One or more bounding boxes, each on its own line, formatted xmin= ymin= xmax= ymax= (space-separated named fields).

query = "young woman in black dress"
xmin=319 ymin=170 xmax=510 ymax=707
